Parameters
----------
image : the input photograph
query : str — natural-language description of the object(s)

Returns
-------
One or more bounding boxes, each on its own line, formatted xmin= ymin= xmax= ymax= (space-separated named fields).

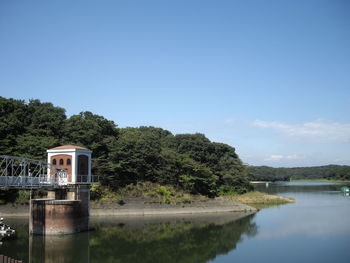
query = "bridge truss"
xmin=0 ymin=155 xmax=67 ymax=189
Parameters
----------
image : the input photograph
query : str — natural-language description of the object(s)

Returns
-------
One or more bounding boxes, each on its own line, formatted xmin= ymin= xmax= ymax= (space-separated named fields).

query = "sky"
xmin=1 ymin=0 xmax=350 ymax=167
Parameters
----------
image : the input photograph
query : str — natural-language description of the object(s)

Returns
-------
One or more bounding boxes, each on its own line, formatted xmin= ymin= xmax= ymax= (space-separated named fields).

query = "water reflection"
xmin=210 ymin=182 xmax=350 ymax=263
xmin=89 ymin=213 xmax=257 ymax=263
xmin=254 ymin=181 xmax=350 ymax=238
xmin=29 ymin=233 xmax=90 ymax=263
xmin=0 ymin=218 xmax=28 ymax=262
xmin=0 ymin=212 xmax=257 ymax=263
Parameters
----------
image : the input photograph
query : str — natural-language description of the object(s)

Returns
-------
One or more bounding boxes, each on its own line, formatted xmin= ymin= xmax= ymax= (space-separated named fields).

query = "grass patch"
xmin=90 ymin=184 xmax=125 ymax=205
xmin=91 ymin=182 xmax=208 ymax=205
xmin=224 ymin=191 xmax=295 ymax=209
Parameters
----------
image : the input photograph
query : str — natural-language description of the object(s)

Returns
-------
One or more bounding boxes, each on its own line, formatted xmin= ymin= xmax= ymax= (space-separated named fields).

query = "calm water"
xmin=1 ymin=181 xmax=349 ymax=263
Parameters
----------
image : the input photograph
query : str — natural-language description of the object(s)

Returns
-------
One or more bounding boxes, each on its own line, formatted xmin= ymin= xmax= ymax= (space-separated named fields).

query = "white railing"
xmin=76 ymin=174 xmax=99 ymax=184
xmin=0 ymin=155 xmax=66 ymax=189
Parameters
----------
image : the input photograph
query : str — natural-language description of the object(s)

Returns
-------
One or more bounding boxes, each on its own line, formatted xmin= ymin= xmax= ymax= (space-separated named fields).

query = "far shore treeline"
xmin=0 ymin=97 xmax=253 ymax=197
xmin=247 ymin=165 xmax=350 ymax=182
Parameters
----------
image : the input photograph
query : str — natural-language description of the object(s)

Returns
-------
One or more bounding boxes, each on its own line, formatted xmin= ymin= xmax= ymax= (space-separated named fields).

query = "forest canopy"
xmin=0 ymin=97 xmax=252 ymax=196
xmin=247 ymin=165 xmax=350 ymax=181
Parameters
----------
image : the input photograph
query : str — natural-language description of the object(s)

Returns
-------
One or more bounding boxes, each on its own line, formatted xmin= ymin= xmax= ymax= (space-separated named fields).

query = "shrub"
xmin=90 ymin=183 xmax=103 ymax=200
xmin=15 ymin=190 xmax=31 ymax=204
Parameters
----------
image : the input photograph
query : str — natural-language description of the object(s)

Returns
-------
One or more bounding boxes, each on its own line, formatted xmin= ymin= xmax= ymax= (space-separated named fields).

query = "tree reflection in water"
xmin=89 ymin=212 xmax=257 ymax=263
xmin=29 ymin=233 xmax=90 ymax=263
xmin=0 ymin=212 xmax=257 ymax=263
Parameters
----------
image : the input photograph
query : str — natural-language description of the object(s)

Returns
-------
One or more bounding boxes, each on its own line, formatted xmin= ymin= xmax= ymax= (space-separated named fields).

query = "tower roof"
xmin=49 ymin=145 xmax=88 ymax=150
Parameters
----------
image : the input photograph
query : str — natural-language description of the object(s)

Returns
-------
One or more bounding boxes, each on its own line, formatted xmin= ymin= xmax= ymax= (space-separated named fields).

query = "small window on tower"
xmin=59 ymin=159 xmax=64 ymax=165
xmin=53 ymin=159 xmax=57 ymax=165
xmin=67 ymin=159 xmax=71 ymax=165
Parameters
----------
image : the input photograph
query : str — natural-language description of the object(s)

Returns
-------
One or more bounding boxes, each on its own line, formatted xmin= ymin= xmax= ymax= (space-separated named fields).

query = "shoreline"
xmin=0 ymin=198 xmax=257 ymax=218
xmin=0 ymin=192 xmax=296 ymax=218
xmin=90 ymin=203 xmax=257 ymax=217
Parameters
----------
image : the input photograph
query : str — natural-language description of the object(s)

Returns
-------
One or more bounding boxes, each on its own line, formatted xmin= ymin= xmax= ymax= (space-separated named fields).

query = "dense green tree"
xmin=160 ymin=148 xmax=218 ymax=196
xmin=0 ymin=97 xmax=253 ymax=196
xmin=165 ymin=133 xmax=212 ymax=164
xmin=0 ymin=97 xmax=67 ymax=159
xmin=26 ymin=99 xmax=66 ymax=137
xmin=165 ymin=134 xmax=251 ymax=194
xmin=63 ymin=111 xmax=118 ymax=155
xmin=15 ymin=135 xmax=60 ymax=160
xmin=0 ymin=97 xmax=28 ymax=155
xmin=103 ymin=127 xmax=163 ymax=187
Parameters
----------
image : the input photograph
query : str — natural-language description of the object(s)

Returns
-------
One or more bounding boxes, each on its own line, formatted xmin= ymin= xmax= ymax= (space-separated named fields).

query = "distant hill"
xmin=246 ymin=165 xmax=350 ymax=182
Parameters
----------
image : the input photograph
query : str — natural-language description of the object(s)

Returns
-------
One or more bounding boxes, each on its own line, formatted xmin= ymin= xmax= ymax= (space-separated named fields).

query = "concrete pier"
xmin=29 ymin=198 xmax=89 ymax=235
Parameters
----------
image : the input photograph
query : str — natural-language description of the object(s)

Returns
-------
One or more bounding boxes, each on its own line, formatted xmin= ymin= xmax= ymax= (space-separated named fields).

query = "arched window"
xmin=78 ymin=155 xmax=88 ymax=175
xmin=53 ymin=159 xmax=57 ymax=165
xmin=67 ymin=159 xmax=71 ymax=165
xmin=59 ymin=159 xmax=64 ymax=165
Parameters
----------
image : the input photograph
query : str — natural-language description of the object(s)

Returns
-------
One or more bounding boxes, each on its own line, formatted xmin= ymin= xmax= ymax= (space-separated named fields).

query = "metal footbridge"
xmin=0 ymin=155 xmax=68 ymax=189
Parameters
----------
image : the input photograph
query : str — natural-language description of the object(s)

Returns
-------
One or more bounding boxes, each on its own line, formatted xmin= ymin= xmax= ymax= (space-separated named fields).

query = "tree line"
xmin=0 ymin=97 xmax=252 ymax=197
xmin=246 ymin=165 xmax=350 ymax=181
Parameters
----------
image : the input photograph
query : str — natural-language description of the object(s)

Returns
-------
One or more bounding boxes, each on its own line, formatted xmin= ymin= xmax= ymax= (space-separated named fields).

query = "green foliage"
xmin=0 ymin=97 xmax=64 ymax=159
xmin=26 ymin=99 xmax=66 ymax=138
xmin=0 ymin=96 xmax=252 ymax=197
xmin=154 ymin=185 xmax=172 ymax=196
xmin=90 ymin=183 xmax=104 ymax=200
xmin=247 ymin=165 xmax=350 ymax=181
xmin=91 ymin=184 xmax=124 ymax=204
xmin=63 ymin=111 xmax=118 ymax=156
xmin=92 ymin=182 xmax=205 ymax=205
xmin=149 ymin=185 xmax=174 ymax=204
xmin=164 ymin=133 xmax=250 ymax=196
xmin=15 ymin=190 xmax=31 ymax=204
xmin=16 ymin=135 xmax=60 ymax=160
xmin=226 ymin=191 xmax=295 ymax=209
xmin=104 ymin=127 xmax=163 ymax=187
xmin=0 ymin=189 xmax=46 ymax=204
xmin=219 ymin=184 xmax=248 ymax=195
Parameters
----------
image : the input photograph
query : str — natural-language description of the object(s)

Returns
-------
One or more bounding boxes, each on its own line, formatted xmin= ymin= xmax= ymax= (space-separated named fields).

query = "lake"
xmin=1 ymin=181 xmax=349 ymax=263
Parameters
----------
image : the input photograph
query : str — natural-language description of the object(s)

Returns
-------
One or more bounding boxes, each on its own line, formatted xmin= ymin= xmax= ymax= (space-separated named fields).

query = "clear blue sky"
xmin=1 ymin=0 xmax=349 ymax=167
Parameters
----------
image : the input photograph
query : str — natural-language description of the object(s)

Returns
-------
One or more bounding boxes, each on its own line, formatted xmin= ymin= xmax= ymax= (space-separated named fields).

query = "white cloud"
xmin=252 ymin=119 xmax=350 ymax=143
xmin=265 ymin=155 xmax=283 ymax=161
xmin=265 ymin=154 xmax=300 ymax=161
xmin=224 ymin=119 xmax=234 ymax=124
